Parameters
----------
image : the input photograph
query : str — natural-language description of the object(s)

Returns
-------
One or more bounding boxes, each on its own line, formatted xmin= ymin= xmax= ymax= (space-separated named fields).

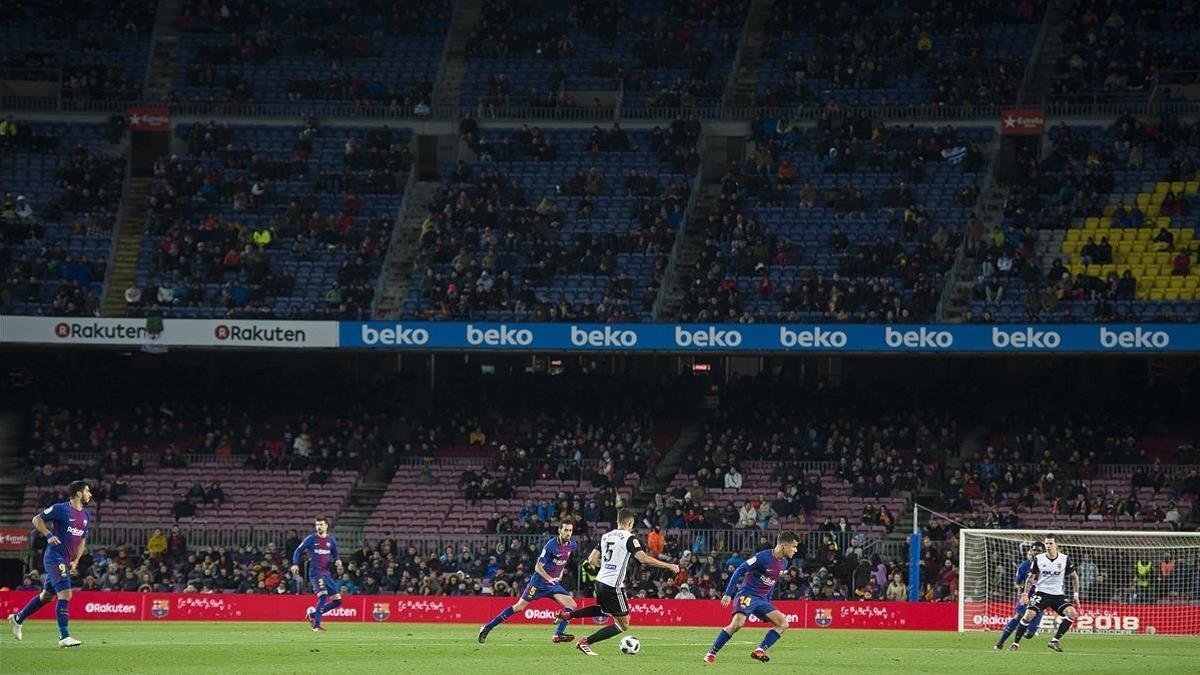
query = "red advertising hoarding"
xmin=0 ymin=527 xmax=30 ymax=550
xmin=126 ymin=106 xmax=171 ymax=132
xmin=962 ymin=600 xmax=1199 ymax=635
xmin=0 ymin=592 xmax=958 ymax=630
xmin=1000 ymin=107 xmax=1046 ymax=135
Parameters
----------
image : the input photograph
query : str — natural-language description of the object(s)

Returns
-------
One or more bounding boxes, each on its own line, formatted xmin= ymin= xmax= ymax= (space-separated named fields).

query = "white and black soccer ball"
xmin=619 ymin=636 xmax=640 ymax=654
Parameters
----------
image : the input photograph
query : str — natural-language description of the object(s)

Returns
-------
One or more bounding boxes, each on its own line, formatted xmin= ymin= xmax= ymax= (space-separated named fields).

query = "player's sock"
xmin=709 ymin=628 xmax=734 ymax=654
xmin=483 ymin=606 xmax=515 ymax=632
xmin=555 ymin=619 xmax=569 ymax=636
xmin=565 ymin=605 xmax=605 ymax=619
xmin=757 ymin=629 xmax=782 ymax=651
xmin=320 ymin=598 xmax=342 ymax=622
xmin=584 ymin=622 xmax=624 ymax=645
xmin=1054 ymin=618 xmax=1072 ymax=639
xmin=997 ymin=618 xmax=1018 ymax=646
xmin=312 ymin=595 xmax=328 ymax=627
xmin=1012 ymin=620 xmax=1031 ymax=644
xmin=14 ymin=595 xmax=47 ymax=623
xmin=55 ymin=599 xmax=69 ymax=639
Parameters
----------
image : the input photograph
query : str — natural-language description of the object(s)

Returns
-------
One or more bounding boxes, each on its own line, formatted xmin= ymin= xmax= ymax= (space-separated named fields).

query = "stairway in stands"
xmin=332 ymin=481 xmax=390 ymax=546
xmin=374 ymin=181 xmax=441 ymax=319
xmin=143 ymin=0 xmax=184 ymax=100
xmin=433 ymin=0 xmax=483 ymax=111
xmin=723 ymin=0 xmax=773 ymax=111
xmin=102 ymin=177 xmax=153 ymax=316
xmin=654 ymin=183 xmax=723 ymax=320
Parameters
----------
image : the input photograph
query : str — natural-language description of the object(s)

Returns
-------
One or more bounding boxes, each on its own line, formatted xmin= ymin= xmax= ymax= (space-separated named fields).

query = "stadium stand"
xmin=403 ymin=124 xmax=699 ymax=320
xmin=0 ymin=121 xmax=125 ymax=316
xmin=172 ymin=0 xmax=449 ymax=111
xmin=680 ymin=120 xmax=991 ymax=322
xmin=0 ymin=0 xmax=155 ymax=101
xmin=969 ymin=117 xmax=1200 ymax=322
xmin=756 ymin=0 xmax=1042 ymax=108
xmin=128 ymin=121 xmax=411 ymax=319
xmin=461 ymin=0 xmax=748 ymax=112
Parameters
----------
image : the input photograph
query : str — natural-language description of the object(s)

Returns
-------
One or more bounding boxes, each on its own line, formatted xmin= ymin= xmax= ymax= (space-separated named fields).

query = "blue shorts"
xmin=311 ymin=574 xmax=338 ymax=596
xmin=521 ymin=580 xmax=570 ymax=602
xmin=43 ymin=558 xmax=72 ymax=594
xmin=731 ymin=592 xmax=777 ymax=621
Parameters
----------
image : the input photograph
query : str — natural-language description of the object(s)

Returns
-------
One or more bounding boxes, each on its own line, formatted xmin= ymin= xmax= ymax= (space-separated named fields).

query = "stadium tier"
xmin=461 ymin=0 xmax=748 ymax=112
xmin=0 ymin=121 xmax=124 ymax=316
xmin=128 ymin=123 xmax=411 ymax=319
xmin=173 ymin=0 xmax=449 ymax=109
xmin=403 ymin=126 xmax=698 ymax=320
xmin=683 ymin=122 xmax=991 ymax=322
xmin=1 ymin=1 xmax=155 ymax=101
xmin=971 ymin=119 xmax=1200 ymax=322
xmin=757 ymin=0 xmax=1042 ymax=108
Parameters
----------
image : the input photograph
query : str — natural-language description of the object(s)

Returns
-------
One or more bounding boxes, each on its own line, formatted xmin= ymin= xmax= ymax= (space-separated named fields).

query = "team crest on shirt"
xmin=372 ymin=602 xmax=390 ymax=621
xmin=814 ymin=608 xmax=833 ymax=627
xmin=151 ymin=599 xmax=170 ymax=618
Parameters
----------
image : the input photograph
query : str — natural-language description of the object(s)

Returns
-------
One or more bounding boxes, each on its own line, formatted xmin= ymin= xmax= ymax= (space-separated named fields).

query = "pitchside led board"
xmin=0 ymin=317 xmax=1198 ymax=352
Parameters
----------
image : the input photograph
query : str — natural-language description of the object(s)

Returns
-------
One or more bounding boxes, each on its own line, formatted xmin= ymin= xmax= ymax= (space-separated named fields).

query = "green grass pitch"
xmin=1 ymin=622 xmax=1194 ymax=673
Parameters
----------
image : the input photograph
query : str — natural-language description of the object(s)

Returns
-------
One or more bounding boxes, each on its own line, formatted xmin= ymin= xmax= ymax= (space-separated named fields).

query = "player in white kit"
xmin=1010 ymin=534 xmax=1080 ymax=653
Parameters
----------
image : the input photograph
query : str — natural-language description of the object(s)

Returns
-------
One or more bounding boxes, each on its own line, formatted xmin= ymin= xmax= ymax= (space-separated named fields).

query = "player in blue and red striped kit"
xmin=291 ymin=516 xmax=343 ymax=632
xmin=8 ymin=480 xmax=92 ymax=647
xmin=705 ymin=531 xmax=800 ymax=664
xmin=994 ymin=541 xmax=1045 ymax=650
xmin=479 ymin=521 xmax=580 ymax=644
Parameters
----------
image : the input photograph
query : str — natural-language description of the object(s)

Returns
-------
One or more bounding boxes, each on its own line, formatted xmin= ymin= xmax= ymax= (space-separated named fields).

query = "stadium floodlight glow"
xmin=958 ymin=529 xmax=1200 ymax=635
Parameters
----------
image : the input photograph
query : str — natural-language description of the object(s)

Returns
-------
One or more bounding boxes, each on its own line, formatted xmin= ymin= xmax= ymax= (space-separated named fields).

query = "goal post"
xmin=958 ymin=529 xmax=1200 ymax=636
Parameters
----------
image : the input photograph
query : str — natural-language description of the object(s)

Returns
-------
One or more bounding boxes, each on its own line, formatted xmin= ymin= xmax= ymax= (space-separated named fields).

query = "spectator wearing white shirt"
xmin=724 ymin=465 xmax=743 ymax=490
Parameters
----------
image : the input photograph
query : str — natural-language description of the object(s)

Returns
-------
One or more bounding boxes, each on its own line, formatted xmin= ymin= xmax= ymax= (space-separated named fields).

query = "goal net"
xmin=958 ymin=529 xmax=1200 ymax=636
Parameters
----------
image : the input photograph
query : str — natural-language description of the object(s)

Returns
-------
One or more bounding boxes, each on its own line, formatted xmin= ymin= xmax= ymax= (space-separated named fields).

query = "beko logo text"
xmin=884 ymin=327 xmax=953 ymax=349
xmin=1099 ymin=327 xmax=1169 ymax=349
xmin=675 ymin=326 xmax=742 ymax=347
xmin=570 ymin=325 xmax=637 ymax=347
xmin=992 ymin=327 xmax=1061 ymax=349
xmin=359 ymin=325 xmax=430 ymax=345
xmin=467 ymin=324 xmax=533 ymax=346
xmin=86 ymin=602 xmax=137 ymax=614
xmin=779 ymin=326 xmax=847 ymax=348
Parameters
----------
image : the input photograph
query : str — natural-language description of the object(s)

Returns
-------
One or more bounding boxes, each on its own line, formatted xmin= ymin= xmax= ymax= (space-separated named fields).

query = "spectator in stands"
xmin=1172 ymin=249 xmax=1191 ymax=277
xmin=171 ymin=494 xmax=196 ymax=521
xmin=146 ymin=528 xmax=167 ymax=560
xmin=724 ymin=464 xmax=743 ymax=491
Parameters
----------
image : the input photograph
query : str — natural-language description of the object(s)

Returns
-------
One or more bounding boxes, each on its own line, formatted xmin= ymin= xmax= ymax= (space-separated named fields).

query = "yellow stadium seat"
xmin=1145 ymin=205 xmax=1160 ymax=218
xmin=1185 ymin=181 xmax=1198 ymax=194
xmin=1170 ymin=181 xmax=1185 ymax=193
xmin=1165 ymin=289 xmax=1182 ymax=301
xmin=1169 ymin=277 xmax=1185 ymax=289
xmin=1148 ymin=288 xmax=1167 ymax=300
xmin=1085 ymin=217 xmax=1101 ymax=229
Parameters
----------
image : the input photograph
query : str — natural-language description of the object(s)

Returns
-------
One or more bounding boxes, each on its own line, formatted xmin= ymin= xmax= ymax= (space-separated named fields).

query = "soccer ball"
xmin=619 ymin=636 xmax=640 ymax=654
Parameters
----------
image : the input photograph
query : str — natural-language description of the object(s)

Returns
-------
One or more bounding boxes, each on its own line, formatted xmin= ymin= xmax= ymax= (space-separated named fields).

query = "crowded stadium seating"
xmin=1 ymin=121 xmax=124 ymax=316
xmin=682 ymin=121 xmax=991 ymax=322
xmin=0 ymin=1 xmax=155 ymax=101
xmin=462 ymin=0 xmax=747 ymax=112
xmin=172 ymin=0 xmax=449 ymax=109
xmin=404 ymin=124 xmax=698 ymax=320
xmin=129 ymin=122 xmax=411 ymax=319
xmin=1049 ymin=0 xmax=1200 ymax=105
xmin=970 ymin=118 xmax=1200 ymax=322
xmin=756 ymin=0 xmax=1041 ymax=108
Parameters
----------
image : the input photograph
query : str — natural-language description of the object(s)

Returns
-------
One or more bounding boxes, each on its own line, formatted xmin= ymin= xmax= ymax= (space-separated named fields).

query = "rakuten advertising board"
xmin=0 ymin=592 xmax=956 ymax=630
xmin=962 ymin=600 xmax=1199 ymax=635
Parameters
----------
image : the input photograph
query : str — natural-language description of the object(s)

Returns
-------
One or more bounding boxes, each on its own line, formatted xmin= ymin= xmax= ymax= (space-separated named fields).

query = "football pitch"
xmin=1 ymin=622 xmax=1195 ymax=673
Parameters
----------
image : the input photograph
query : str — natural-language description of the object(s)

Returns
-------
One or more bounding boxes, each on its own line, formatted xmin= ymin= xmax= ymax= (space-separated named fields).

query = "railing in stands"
xmin=78 ymin=524 xmax=893 ymax=563
xmin=4 ymin=97 xmax=1199 ymax=122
